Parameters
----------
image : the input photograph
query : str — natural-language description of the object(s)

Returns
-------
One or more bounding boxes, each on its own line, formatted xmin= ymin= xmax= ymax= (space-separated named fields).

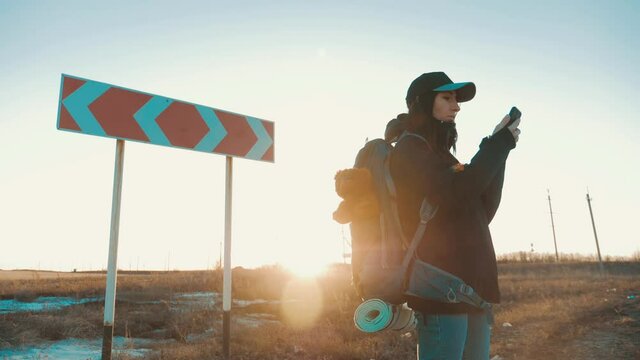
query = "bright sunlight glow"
xmin=283 ymin=259 xmax=330 ymax=278
xmin=281 ymin=278 xmax=324 ymax=329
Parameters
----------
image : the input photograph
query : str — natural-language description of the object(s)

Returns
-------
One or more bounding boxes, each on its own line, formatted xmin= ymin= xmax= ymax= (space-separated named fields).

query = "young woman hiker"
xmin=389 ymin=72 xmax=521 ymax=360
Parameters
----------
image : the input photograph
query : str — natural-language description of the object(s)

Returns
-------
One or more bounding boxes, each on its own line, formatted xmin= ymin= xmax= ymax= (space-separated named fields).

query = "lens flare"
xmin=280 ymin=278 xmax=323 ymax=329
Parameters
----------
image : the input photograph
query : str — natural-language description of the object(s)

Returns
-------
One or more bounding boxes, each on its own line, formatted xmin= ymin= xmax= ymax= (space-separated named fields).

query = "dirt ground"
xmin=570 ymin=296 xmax=640 ymax=359
xmin=1 ymin=264 xmax=639 ymax=359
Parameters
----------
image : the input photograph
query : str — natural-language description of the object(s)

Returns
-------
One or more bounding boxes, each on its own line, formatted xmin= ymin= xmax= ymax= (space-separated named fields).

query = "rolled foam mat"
xmin=354 ymin=298 xmax=394 ymax=333
xmin=354 ymin=299 xmax=416 ymax=333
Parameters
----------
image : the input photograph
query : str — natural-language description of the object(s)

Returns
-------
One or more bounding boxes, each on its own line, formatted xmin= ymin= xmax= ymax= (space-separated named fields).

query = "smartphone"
xmin=507 ymin=106 xmax=521 ymax=126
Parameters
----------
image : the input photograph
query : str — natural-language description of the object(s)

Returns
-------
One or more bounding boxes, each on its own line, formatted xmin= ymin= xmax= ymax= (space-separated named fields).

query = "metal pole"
xmin=223 ymin=156 xmax=233 ymax=359
xmin=586 ymin=190 xmax=604 ymax=273
xmin=547 ymin=189 xmax=559 ymax=262
xmin=102 ymin=139 xmax=125 ymax=360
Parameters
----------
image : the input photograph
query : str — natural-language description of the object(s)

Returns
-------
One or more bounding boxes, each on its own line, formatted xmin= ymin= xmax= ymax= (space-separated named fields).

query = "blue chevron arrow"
xmin=194 ymin=105 xmax=227 ymax=152
xmin=134 ymin=96 xmax=173 ymax=146
xmin=62 ymin=81 xmax=110 ymax=136
xmin=245 ymin=116 xmax=273 ymax=160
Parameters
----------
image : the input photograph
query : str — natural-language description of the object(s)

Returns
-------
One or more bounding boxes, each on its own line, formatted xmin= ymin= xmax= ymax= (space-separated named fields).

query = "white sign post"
xmin=102 ymin=139 xmax=125 ymax=359
xmin=223 ymin=156 xmax=233 ymax=358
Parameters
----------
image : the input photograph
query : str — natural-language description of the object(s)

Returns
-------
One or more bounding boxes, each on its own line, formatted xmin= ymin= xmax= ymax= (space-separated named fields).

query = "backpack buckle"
xmin=459 ymin=284 xmax=474 ymax=296
xmin=446 ymin=288 xmax=457 ymax=302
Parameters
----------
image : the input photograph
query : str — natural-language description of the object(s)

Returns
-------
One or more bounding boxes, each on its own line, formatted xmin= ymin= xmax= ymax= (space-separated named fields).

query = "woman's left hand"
xmin=492 ymin=115 xmax=522 ymax=143
xmin=492 ymin=114 xmax=510 ymax=135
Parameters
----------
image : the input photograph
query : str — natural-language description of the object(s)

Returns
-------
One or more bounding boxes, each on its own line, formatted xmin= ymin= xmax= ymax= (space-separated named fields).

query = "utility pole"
xmin=547 ymin=189 xmax=559 ymax=262
xmin=586 ymin=189 xmax=604 ymax=273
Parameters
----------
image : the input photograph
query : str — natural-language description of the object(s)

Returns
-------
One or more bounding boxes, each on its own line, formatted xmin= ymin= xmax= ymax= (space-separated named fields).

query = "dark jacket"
xmin=390 ymin=127 xmax=515 ymax=314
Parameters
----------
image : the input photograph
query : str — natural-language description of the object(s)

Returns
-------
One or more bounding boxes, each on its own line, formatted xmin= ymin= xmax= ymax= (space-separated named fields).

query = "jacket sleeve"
xmin=392 ymin=128 xmax=515 ymax=210
xmin=481 ymin=161 xmax=505 ymax=223
xmin=473 ymin=134 xmax=509 ymax=223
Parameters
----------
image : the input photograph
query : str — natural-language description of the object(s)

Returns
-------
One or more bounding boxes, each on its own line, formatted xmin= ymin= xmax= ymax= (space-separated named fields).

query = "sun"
xmin=284 ymin=259 xmax=329 ymax=278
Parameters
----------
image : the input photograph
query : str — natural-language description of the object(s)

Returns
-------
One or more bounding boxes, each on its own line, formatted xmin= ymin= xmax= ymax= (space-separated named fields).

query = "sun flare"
xmin=281 ymin=278 xmax=324 ymax=329
xmin=284 ymin=259 xmax=329 ymax=278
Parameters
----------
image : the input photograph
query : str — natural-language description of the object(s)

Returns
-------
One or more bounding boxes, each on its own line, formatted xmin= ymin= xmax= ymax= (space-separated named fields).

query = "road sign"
xmin=57 ymin=74 xmax=274 ymax=162
xmin=57 ymin=74 xmax=275 ymax=360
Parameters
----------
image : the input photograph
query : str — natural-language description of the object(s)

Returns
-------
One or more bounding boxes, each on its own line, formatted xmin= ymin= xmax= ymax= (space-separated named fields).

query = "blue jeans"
xmin=416 ymin=311 xmax=492 ymax=360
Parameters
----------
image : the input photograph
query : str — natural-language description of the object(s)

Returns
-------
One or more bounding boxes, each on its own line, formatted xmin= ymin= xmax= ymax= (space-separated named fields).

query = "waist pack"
xmin=336 ymin=133 xmax=489 ymax=309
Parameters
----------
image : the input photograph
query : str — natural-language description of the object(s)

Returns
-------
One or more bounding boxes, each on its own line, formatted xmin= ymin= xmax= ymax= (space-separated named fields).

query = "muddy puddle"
xmin=0 ymin=296 xmax=102 ymax=314
xmin=0 ymin=337 xmax=158 ymax=359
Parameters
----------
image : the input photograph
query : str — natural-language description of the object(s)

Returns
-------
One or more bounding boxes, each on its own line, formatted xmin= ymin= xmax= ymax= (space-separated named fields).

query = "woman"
xmin=389 ymin=72 xmax=521 ymax=360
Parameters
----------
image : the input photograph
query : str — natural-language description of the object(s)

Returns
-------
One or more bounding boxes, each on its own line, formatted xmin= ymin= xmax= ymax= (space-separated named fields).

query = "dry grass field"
xmin=1 ymin=259 xmax=639 ymax=359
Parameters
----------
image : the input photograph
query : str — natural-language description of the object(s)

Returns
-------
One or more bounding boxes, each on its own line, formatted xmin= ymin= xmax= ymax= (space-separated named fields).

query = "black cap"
xmin=406 ymin=72 xmax=476 ymax=103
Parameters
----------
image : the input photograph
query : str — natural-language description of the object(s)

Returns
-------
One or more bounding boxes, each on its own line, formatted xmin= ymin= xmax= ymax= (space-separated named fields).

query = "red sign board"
xmin=57 ymin=74 xmax=274 ymax=162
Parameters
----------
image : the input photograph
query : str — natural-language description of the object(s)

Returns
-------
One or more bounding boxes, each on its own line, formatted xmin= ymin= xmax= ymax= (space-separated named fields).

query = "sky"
xmin=1 ymin=0 xmax=638 ymax=274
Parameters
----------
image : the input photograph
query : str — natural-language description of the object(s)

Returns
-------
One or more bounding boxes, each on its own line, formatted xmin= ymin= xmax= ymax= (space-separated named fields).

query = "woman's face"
xmin=432 ymin=91 xmax=460 ymax=122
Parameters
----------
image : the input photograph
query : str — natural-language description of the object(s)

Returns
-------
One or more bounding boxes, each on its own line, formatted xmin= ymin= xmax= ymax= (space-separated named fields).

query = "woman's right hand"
xmin=492 ymin=114 xmax=522 ymax=143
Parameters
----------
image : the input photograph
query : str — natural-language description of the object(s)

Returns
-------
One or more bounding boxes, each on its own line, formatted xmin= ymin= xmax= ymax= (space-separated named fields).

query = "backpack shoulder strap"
xmin=381 ymin=135 xmax=438 ymax=270
xmin=400 ymin=199 xmax=437 ymax=271
xmin=397 ymin=131 xmax=436 ymax=153
xmin=398 ymin=131 xmax=427 ymax=144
